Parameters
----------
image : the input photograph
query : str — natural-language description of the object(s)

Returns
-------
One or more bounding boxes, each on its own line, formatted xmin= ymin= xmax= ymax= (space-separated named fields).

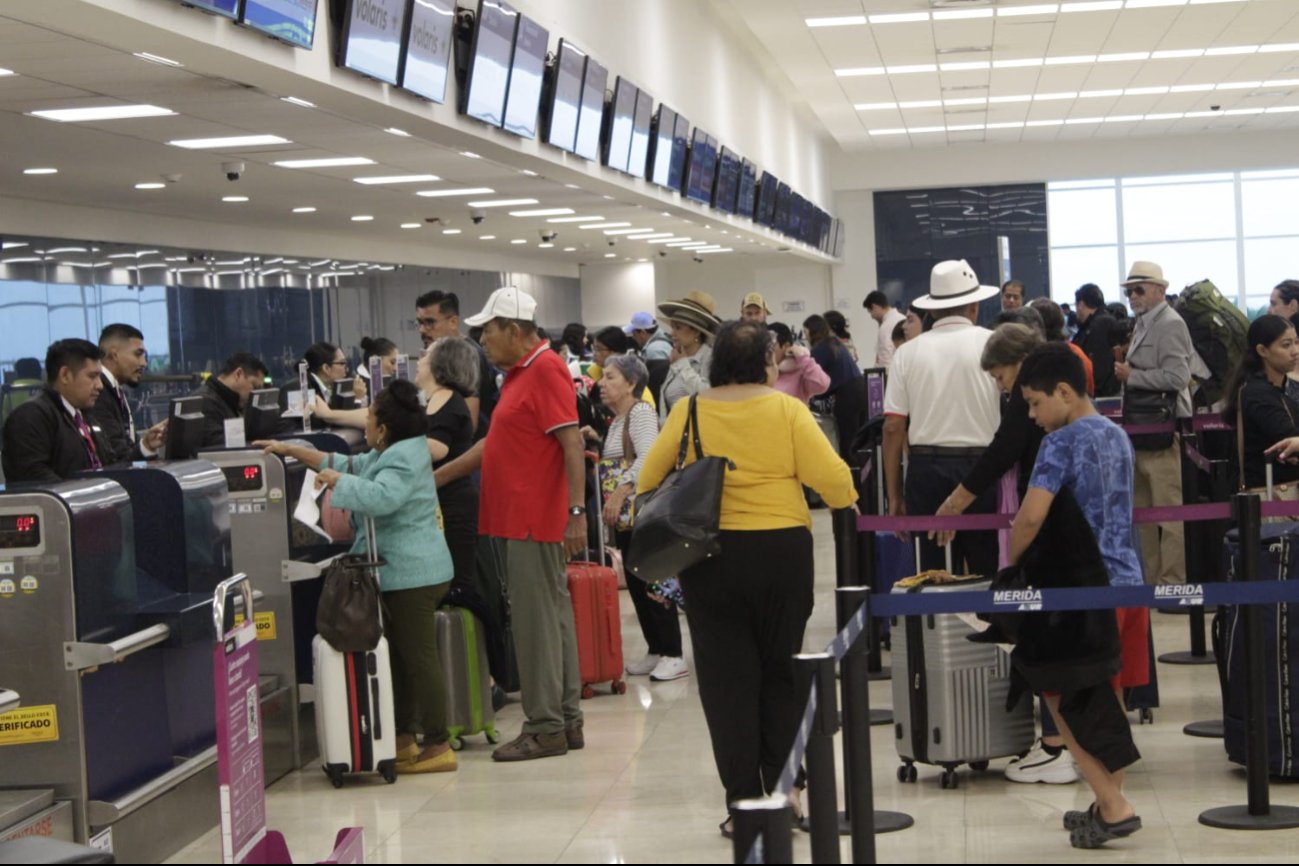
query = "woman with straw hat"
xmin=656 ymin=290 xmax=723 ymax=422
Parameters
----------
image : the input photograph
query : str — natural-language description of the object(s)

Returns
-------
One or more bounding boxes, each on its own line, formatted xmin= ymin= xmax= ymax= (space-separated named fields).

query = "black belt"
xmin=910 ymin=445 xmax=985 ymax=458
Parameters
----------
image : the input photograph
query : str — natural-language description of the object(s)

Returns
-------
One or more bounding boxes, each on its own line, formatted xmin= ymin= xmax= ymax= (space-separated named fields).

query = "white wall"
xmin=579 ymin=262 xmax=656 ymax=330
xmin=654 ymin=257 xmax=833 ymax=328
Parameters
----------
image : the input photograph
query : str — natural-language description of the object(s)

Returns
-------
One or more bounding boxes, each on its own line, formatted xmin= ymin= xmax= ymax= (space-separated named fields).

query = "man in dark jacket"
xmin=89 ymin=323 xmax=168 ymax=464
xmin=188 ymin=353 xmax=269 ymax=447
xmin=1072 ymin=284 xmax=1119 ymax=398
xmin=2 ymin=339 xmax=110 ymax=483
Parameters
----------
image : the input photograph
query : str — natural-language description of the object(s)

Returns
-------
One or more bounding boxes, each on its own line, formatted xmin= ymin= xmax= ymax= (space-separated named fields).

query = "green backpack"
xmin=1172 ymin=279 xmax=1248 ymax=407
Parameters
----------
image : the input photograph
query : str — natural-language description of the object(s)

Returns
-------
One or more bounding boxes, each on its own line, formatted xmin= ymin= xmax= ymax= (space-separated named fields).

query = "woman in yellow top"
xmin=637 ymin=320 xmax=857 ymax=838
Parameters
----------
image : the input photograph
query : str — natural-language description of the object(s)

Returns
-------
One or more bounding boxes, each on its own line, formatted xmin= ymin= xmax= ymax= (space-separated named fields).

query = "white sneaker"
xmin=626 ymin=654 xmax=660 ymax=676
xmin=649 ymin=656 xmax=690 ymax=682
xmin=1005 ymin=742 xmax=1078 ymax=784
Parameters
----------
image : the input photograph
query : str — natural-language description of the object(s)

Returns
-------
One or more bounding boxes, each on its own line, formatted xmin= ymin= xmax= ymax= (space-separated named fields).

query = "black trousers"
xmin=615 ymin=529 xmax=683 ymax=658
xmin=905 ymin=452 xmax=998 ymax=577
xmin=681 ymin=527 xmax=814 ymax=810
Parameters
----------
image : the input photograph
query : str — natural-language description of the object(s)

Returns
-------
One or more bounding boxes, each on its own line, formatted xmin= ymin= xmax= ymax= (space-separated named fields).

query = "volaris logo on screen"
xmin=355 ymin=0 xmax=396 ymax=33
xmin=412 ymin=16 xmax=442 ymax=54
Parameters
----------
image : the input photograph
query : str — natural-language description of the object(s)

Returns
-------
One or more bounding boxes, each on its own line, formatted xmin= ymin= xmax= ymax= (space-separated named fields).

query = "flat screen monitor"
xmin=683 ymin=128 xmax=718 ymax=204
xmin=788 ymin=192 xmax=804 ymax=240
xmin=545 ymin=38 xmax=586 ymax=153
xmin=755 ymin=171 xmax=777 ymax=226
xmin=774 ymin=182 xmax=792 ymax=234
xmin=574 ymin=56 xmax=608 ymax=162
xmin=180 ymin=0 xmax=240 ymax=18
xmin=338 ymin=0 xmax=408 ymax=85
xmin=627 ymin=87 xmax=654 ymax=180
xmin=648 ymin=105 xmax=676 ymax=188
xmin=240 ymin=0 xmax=318 ymax=48
xmin=401 ymin=0 xmax=455 ymax=103
xmin=833 ymin=218 xmax=846 ymax=258
xmin=502 ymin=13 xmax=548 ymax=138
xmin=460 ymin=0 xmax=519 ymax=127
xmin=604 ymin=77 xmax=637 ymax=174
xmin=670 ymin=113 xmax=690 ymax=193
xmin=712 ymin=147 xmax=740 ymax=214
xmin=244 ymin=403 xmax=283 ymax=442
xmin=737 ymin=159 xmax=757 ymax=219
xmin=165 ymin=396 xmax=206 ymax=461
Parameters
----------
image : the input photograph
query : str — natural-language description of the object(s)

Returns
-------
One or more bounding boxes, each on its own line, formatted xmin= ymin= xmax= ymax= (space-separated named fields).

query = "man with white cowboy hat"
xmin=656 ymin=290 xmax=723 ymax=422
xmin=882 ymin=259 xmax=1003 ymax=576
xmin=1115 ymin=260 xmax=1193 ymax=587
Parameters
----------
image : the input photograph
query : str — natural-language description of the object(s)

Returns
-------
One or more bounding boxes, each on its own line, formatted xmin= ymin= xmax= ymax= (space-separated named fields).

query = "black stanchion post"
xmin=1185 ymin=455 xmax=1233 ymax=738
xmin=838 ymin=586 xmax=914 ymax=861
xmin=1162 ymin=431 xmax=1214 ymax=665
xmin=851 ymin=449 xmax=891 ymax=682
xmin=732 ymin=798 xmax=794 ymax=865
xmin=797 ymin=653 xmax=842 ymax=865
xmin=834 ymin=509 xmax=891 ymax=728
xmin=1199 ymin=493 xmax=1299 ymax=830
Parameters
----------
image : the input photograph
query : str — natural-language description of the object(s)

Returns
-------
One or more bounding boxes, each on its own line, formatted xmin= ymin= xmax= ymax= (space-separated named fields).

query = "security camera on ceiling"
xmin=470 ymin=207 xmax=487 ymax=224
xmin=221 ymin=161 xmax=244 ymax=182
xmin=539 ymin=229 xmax=557 ymax=242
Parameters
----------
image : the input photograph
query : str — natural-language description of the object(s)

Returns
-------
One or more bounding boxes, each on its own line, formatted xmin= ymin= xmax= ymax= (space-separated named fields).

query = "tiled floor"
xmin=167 ymin=512 xmax=1299 ymax=863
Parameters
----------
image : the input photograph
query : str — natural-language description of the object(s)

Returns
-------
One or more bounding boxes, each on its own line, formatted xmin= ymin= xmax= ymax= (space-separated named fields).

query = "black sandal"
xmin=1070 ymin=808 xmax=1142 ymax=849
xmin=719 ymin=818 xmax=734 ymax=840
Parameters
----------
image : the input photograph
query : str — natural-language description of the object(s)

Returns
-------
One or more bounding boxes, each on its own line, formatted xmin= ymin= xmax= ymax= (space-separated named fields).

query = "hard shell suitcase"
xmin=891 ymin=576 xmax=1036 ymax=788
xmin=568 ymin=492 xmax=626 ymax=698
xmin=1221 ymin=522 xmax=1299 ymax=777
xmin=313 ymin=515 xmax=398 ymax=786
xmin=435 ymin=605 xmax=500 ymax=750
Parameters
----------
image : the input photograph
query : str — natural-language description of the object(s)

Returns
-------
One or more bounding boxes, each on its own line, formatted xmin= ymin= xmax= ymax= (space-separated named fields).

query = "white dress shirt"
xmin=875 ymin=308 xmax=906 ymax=368
xmin=883 ymin=316 xmax=1001 ymax=447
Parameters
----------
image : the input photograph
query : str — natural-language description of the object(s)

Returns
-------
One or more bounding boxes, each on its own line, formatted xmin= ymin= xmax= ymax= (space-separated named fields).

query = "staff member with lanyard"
xmin=2 ymin=339 xmax=110 ymax=482
xmin=882 ymin=260 xmax=1002 ymax=576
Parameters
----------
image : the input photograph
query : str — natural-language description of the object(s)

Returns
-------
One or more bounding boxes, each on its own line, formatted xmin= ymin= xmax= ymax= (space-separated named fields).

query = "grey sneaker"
xmin=491 ymin=731 xmax=569 ymax=762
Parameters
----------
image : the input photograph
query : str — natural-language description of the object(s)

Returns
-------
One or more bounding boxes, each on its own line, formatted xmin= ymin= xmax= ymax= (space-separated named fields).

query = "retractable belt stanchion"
xmin=1199 ymin=493 xmax=1299 ymax=830
xmin=850 ymin=451 xmax=891 ymax=683
xmin=732 ymin=799 xmax=794 ymax=865
xmin=833 ymin=508 xmax=891 ymax=727
xmin=796 ymin=653 xmax=842 ymax=865
xmin=1184 ymin=455 xmax=1234 ymax=739
xmin=1161 ymin=430 xmax=1217 ymax=666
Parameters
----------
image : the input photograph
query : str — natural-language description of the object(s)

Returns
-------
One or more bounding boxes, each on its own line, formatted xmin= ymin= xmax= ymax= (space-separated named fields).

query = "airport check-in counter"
xmin=0 ymin=466 xmax=233 ymax=861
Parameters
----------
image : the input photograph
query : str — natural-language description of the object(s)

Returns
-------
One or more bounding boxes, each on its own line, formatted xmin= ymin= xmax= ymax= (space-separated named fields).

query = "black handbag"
xmin=625 ymin=395 xmax=733 ymax=585
xmin=316 ymin=515 xmax=386 ymax=653
xmin=1122 ymin=387 xmax=1177 ymax=450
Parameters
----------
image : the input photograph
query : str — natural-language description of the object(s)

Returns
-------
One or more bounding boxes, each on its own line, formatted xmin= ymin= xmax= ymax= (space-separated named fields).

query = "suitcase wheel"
xmin=582 ymin=684 xmax=595 ymax=700
xmin=381 ymin=763 xmax=397 ymax=784
xmin=1139 ymin=708 xmax=1154 ymax=725
xmin=969 ymin=761 xmax=989 ymax=772
xmin=325 ymin=766 xmax=345 ymax=789
xmin=449 ymin=736 xmax=464 ymax=752
xmin=940 ymin=768 xmax=959 ymax=790
xmin=897 ymin=763 xmax=917 ymax=783
xmin=613 ymin=680 xmax=627 ymax=695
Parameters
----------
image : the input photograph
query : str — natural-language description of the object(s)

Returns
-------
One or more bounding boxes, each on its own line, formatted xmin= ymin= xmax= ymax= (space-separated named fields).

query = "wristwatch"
xmin=569 ymin=505 xmax=586 ymax=516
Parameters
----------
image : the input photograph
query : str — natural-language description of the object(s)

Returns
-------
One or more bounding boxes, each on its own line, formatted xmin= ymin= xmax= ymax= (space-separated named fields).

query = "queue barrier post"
xmin=1161 ymin=433 xmax=1217 ymax=666
xmin=833 ymin=508 xmax=891 ymax=727
xmin=796 ymin=653 xmax=842 ymax=865
xmin=732 ymin=798 xmax=794 ymax=865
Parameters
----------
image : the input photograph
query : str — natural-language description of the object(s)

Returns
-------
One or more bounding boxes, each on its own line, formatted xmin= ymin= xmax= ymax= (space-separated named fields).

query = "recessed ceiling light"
xmin=292 ymin=206 xmax=317 ymax=213
xmin=697 ymin=248 xmax=734 ymax=255
xmin=580 ymin=222 xmax=631 ymax=230
xmin=869 ymin=12 xmax=928 ymax=24
xmin=649 ymin=237 xmax=690 ymax=244
xmin=604 ymin=253 xmax=617 ymax=258
xmin=274 ymin=157 xmax=375 ymax=168
xmin=2 ymin=242 xmax=28 ymax=249
xmin=806 ymin=15 xmax=867 ymax=27
xmin=443 ymin=229 xmax=461 ymax=235
xmin=415 ymin=187 xmax=496 ymax=198
xmin=466 ymin=198 xmax=540 ymax=208
xmin=351 ymin=215 xmax=374 ymax=221
xmin=628 ymin=233 xmax=674 ymax=240
xmin=401 ymin=223 xmax=421 ymax=229
xmin=461 ymin=151 xmax=481 ymax=159
xmin=998 ymin=4 xmax=1059 ymax=16
xmin=511 ymin=239 xmax=528 ymax=244
xmin=539 ymin=242 xmax=554 ymax=248
xmin=0 ymin=68 xmax=14 ymax=77
xmin=508 ymin=208 xmax=575 ymax=217
xmin=30 ymin=104 xmax=175 ymax=122
xmin=169 ymin=134 xmax=291 ymax=149
xmin=563 ymin=247 xmax=576 ymax=252
xmin=23 ymin=167 xmax=57 ymax=175
xmin=565 ymin=183 xmax=581 ymax=189
xmin=604 ymin=228 xmax=651 ymax=235
xmin=133 ymin=52 xmax=182 ymax=67
xmin=223 ymin=195 xmax=249 ymax=202
xmin=602 ymin=195 xmax=616 ymax=201
xmin=385 ymin=127 xmax=411 ymax=137
xmin=282 ymin=97 xmax=316 ymax=109
xmin=479 ymin=235 xmax=497 ymax=240
xmin=666 ymin=240 xmax=702 ymax=247
xmin=352 ymin=174 xmax=441 ymax=185
xmin=520 ymin=169 xmax=539 ymax=177
xmin=661 ymin=211 xmax=671 ymax=216
xmin=547 ymin=215 xmax=604 ymax=223
xmin=134 ymin=182 xmax=165 ymax=189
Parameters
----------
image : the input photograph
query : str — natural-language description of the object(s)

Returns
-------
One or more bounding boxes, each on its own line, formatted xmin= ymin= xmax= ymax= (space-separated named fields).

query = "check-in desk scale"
xmin=0 ymin=460 xmax=234 ymax=862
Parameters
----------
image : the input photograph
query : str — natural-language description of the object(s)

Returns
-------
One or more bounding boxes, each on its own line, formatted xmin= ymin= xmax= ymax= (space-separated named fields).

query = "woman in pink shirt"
xmin=768 ymin=322 xmax=830 ymax=404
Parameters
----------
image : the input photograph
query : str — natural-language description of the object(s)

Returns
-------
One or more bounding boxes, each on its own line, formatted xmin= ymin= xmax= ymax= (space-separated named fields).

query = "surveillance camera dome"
xmin=608 ymin=237 xmax=617 ymax=247
xmin=539 ymin=229 xmax=557 ymax=242
xmin=470 ymin=207 xmax=487 ymax=224
xmin=221 ymin=161 xmax=245 ymax=182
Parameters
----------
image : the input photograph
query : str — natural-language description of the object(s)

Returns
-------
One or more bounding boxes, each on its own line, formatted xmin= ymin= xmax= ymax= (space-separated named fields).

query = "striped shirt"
xmin=602 ymin=400 xmax=660 ymax=487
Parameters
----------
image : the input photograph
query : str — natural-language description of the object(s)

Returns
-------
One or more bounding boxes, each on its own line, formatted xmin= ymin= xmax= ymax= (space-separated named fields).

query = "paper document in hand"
xmin=293 ymin=470 xmax=333 ymax=542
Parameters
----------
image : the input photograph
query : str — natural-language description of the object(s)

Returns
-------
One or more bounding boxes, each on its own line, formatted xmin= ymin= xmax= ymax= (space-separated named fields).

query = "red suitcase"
xmin=568 ymin=489 xmax=626 ymax=698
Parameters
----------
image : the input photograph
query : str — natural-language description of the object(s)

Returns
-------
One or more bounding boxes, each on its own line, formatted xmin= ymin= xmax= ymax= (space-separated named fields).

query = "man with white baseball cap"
xmin=1115 ymin=260 xmax=1192 ymax=586
xmin=626 ymin=311 xmax=673 ymax=362
xmin=882 ymin=260 xmax=1003 ymax=576
xmin=463 ymin=286 xmax=588 ymax=761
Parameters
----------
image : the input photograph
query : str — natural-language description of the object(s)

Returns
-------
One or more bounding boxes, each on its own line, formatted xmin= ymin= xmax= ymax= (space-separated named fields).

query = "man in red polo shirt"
xmin=466 ymin=286 xmax=588 ymax=761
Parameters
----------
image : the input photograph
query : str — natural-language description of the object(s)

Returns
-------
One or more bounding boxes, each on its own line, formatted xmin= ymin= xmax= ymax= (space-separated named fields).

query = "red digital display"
xmin=244 ymin=466 xmax=260 ymax=481
xmin=221 ymin=464 xmax=265 ymax=493
xmin=15 ymin=516 xmax=35 ymax=532
xmin=0 ymin=514 xmax=40 ymax=549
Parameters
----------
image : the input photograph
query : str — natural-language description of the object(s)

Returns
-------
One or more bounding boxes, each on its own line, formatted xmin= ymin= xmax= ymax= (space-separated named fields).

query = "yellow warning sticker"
xmin=0 ymin=705 xmax=60 ymax=746
xmin=233 ymin=611 xmax=277 ymax=641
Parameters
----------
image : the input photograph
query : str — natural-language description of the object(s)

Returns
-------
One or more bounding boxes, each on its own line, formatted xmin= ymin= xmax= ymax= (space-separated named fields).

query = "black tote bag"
xmin=316 ymin=515 xmax=386 ymax=653
xmin=625 ymin=395 xmax=732 ymax=584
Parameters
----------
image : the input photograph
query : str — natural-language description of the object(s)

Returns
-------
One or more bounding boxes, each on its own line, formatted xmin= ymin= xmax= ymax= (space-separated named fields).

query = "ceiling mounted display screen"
xmin=574 ymin=56 xmax=608 ymax=162
xmin=502 ymin=13 xmax=548 ymax=138
xmin=774 ymin=182 xmax=792 ymax=234
xmin=461 ymin=0 xmax=519 ymax=127
xmin=546 ymin=39 xmax=586 ymax=153
xmin=401 ymin=0 xmax=455 ymax=103
xmin=756 ymin=171 xmax=778 ymax=227
xmin=683 ymin=128 xmax=718 ymax=205
xmin=736 ymin=159 xmax=757 ymax=220
xmin=338 ymin=0 xmax=409 ymax=84
xmin=240 ymin=0 xmax=319 ymax=48
xmin=670 ymin=113 xmax=690 ymax=194
xmin=712 ymin=147 xmax=740 ymax=214
xmin=648 ymin=105 xmax=676 ymax=188
xmin=604 ymin=77 xmax=637 ymax=174
xmin=180 ymin=0 xmax=240 ymax=18
xmin=627 ymin=88 xmax=654 ymax=180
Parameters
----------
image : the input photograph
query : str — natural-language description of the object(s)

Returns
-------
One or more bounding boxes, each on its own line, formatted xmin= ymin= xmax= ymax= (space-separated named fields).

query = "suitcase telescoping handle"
xmin=913 ymin=537 xmax=954 ymax=574
xmin=364 ymin=514 xmax=384 ymax=629
xmin=583 ymin=450 xmax=604 ymax=565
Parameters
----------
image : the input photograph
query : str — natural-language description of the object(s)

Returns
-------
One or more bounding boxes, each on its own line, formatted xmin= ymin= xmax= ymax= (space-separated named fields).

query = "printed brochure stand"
xmin=212 ymin=574 xmax=365 ymax=864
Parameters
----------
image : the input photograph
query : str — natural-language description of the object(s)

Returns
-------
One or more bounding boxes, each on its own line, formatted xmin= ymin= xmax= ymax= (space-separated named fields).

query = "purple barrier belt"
xmin=1183 ymin=439 xmax=1213 ymax=473
xmin=857 ymin=499 xmax=1299 ymax=534
xmin=1120 ymin=422 xmax=1178 ymax=436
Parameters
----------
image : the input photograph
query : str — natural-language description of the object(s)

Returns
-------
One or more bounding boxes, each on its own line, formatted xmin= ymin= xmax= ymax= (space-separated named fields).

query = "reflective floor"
xmin=167 ymin=512 xmax=1299 ymax=863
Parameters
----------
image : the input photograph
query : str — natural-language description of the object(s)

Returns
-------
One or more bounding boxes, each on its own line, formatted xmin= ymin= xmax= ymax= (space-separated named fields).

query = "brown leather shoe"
xmin=491 ymin=731 xmax=569 ymax=762
xmin=565 ymin=721 xmax=584 ymax=750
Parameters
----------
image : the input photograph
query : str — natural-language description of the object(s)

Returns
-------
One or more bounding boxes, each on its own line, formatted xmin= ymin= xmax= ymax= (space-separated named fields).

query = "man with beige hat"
xmin=741 ymin=292 xmax=771 ymax=324
xmin=882 ymin=259 xmax=1003 ymax=575
xmin=1115 ymin=260 xmax=1193 ymax=586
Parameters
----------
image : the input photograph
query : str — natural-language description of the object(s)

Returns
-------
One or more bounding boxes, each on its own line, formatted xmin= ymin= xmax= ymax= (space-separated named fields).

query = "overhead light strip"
xmin=169 ymin=134 xmax=290 ymax=149
xmin=856 ymin=77 xmax=1299 ymax=111
xmin=866 ymin=104 xmax=1299 ymax=136
xmin=29 ymin=104 xmax=175 ymax=122
xmin=274 ymin=157 xmax=375 ymax=168
xmin=415 ymin=187 xmax=495 ymax=197
xmin=352 ymin=174 xmax=441 ymax=185
xmin=815 ymin=0 xmax=1246 ymax=29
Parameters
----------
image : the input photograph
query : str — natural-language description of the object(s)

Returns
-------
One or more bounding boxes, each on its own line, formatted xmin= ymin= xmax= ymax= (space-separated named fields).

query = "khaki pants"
xmin=1133 ymin=439 xmax=1185 ymax=586
xmin=501 ymin=538 xmax=583 ymax=735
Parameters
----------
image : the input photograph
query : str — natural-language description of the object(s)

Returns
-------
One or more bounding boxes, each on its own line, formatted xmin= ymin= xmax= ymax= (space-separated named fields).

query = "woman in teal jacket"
xmin=259 ymin=380 xmax=456 ymax=774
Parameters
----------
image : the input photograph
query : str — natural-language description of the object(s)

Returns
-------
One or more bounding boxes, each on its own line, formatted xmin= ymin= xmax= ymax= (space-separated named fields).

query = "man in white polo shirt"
xmin=883 ymin=260 xmax=1003 ymax=575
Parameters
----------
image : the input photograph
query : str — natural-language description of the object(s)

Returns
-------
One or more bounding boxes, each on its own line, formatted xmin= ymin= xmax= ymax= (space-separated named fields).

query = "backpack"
xmin=1173 ymin=279 xmax=1248 ymax=407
